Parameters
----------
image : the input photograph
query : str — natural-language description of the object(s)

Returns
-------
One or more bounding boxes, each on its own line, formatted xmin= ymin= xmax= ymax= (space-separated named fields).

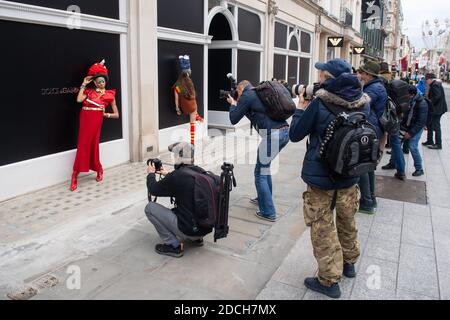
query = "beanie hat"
xmin=87 ymin=59 xmax=109 ymax=82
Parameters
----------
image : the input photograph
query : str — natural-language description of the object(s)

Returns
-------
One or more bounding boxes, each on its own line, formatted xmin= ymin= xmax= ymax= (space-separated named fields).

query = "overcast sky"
xmin=401 ymin=0 xmax=449 ymax=49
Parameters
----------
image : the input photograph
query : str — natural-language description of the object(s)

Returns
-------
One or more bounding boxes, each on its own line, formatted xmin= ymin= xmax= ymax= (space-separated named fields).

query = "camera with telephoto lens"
xmin=147 ymin=158 xmax=163 ymax=172
xmin=219 ymin=73 xmax=238 ymax=101
xmin=290 ymin=83 xmax=322 ymax=100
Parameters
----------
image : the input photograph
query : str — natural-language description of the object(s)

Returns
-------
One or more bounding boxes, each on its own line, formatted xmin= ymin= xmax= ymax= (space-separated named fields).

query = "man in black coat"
xmin=145 ymin=143 xmax=211 ymax=258
xmin=423 ymin=73 xmax=448 ymax=150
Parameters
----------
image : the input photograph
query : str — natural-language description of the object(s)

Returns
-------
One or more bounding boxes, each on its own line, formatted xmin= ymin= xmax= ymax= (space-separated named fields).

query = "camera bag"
xmin=320 ymin=103 xmax=381 ymax=178
xmin=254 ymin=81 xmax=296 ymax=121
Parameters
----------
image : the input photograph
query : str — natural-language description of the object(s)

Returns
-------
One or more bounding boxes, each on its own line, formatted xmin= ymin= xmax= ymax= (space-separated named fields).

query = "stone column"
xmin=128 ymin=0 xmax=159 ymax=161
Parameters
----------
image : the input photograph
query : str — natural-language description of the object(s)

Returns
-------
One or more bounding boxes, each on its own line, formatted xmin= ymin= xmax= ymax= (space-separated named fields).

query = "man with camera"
xmin=289 ymin=59 xmax=371 ymax=299
xmin=226 ymin=80 xmax=290 ymax=222
xmin=145 ymin=143 xmax=211 ymax=258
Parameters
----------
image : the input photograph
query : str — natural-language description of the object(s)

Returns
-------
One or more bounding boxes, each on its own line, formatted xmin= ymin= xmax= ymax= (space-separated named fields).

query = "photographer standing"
xmin=289 ymin=59 xmax=371 ymax=299
xmin=145 ymin=143 xmax=211 ymax=258
xmin=227 ymin=81 xmax=290 ymax=222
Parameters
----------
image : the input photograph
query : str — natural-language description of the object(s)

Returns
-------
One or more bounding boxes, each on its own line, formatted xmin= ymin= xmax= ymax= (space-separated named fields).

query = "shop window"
xmin=238 ymin=50 xmax=261 ymax=87
xmin=208 ymin=49 xmax=232 ymax=112
xmin=7 ymin=0 xmax=120 ymax=19
xmin=289 ymin=36 xmax=299 ymax=51
xmin=158 ymin=40 xmax=204 ymax=129
xmin=209 ymin=13 xmax=232 ymax=40
xmin=273 ymin=54 xmax=287 ymax=81
xmin=301 ymin=32 xmax=312 ymax=53
xmin=0 ymin=20 xmax=122 ymax=166
xmin=299 ymin=58 xmax=311 ymax=85
xmin=288 ymin=56 xmax=299 ymax=86
xmin=238 ymin=8 xmax=261 ymax=44
xmin=274 ymin=22 xmax=287 ymax=48
xmin=158 ymin=0 xmax=204 ymax=34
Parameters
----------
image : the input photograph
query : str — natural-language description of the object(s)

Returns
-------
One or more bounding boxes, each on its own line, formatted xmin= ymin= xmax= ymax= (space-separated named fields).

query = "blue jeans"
xmin=389 ymin=135 xmax=406 ymax=174
xmin=255 ymin=128 xmax=290 ymax=218
xmin=358 ymin=171 xmax=376 ymax=208
xmin=409 ymin=129 xmax=424 ymax=171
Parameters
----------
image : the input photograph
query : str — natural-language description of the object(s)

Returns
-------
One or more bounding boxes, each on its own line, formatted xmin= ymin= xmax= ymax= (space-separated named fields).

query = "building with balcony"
xmin=360 ymin=0 xmax=388 ymax=61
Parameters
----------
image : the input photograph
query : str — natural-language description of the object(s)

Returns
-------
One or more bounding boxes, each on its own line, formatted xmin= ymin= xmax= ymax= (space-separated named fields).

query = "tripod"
xmin=214 ymin=162 xmax=237 ymax=242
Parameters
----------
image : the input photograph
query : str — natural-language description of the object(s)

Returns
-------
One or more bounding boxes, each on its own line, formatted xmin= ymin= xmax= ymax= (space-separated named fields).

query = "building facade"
xmin=383 ymin=0 xmax=404 ymax=71
xmin=0 ymin=0 xmax=326 ymax=201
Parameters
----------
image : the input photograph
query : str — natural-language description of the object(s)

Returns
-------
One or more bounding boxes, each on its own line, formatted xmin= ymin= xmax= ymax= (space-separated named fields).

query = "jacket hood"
xmin=321 ymin=73 xmax=364 ymax=102
xmin=315 ymin=89 xmax=371 ymax=110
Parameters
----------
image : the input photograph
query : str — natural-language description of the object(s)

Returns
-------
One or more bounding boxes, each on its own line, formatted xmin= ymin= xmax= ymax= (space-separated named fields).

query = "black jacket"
xmin=428 ymin=80 xmax=448 ymax=115
xmin=403 ymin=94 xmax=428 ymax=137
xmin=146 ymin=165 xmax=212 ymax=237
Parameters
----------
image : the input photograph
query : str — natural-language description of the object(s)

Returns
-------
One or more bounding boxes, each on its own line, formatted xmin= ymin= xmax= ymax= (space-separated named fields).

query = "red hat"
xmin=87 ymin=59 xmax=109 ymax=82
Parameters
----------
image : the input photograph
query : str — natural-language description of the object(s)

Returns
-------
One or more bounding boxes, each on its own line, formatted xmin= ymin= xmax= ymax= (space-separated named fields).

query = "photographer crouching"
xmin=145 ymin=142 xmax=211 ymax=258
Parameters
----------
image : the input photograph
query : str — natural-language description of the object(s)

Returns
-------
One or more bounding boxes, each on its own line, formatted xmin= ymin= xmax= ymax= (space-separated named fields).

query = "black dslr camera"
xmin=147 ymin=158 xmax=163 ymax=172
xmin=219 ymin=73 xmax=238 ymax=101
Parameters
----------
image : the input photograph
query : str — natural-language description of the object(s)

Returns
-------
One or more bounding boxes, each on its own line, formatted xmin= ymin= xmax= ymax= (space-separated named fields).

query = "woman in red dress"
xmin=70 ymin=60 xmax=120 ymax=191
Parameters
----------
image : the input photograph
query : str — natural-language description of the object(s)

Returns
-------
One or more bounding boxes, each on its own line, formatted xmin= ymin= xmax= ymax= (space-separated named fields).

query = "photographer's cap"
xmin=315 ymin=58 xmax=352 ymax=78
xmin=168 ymin=142 xmax=194 ymax=165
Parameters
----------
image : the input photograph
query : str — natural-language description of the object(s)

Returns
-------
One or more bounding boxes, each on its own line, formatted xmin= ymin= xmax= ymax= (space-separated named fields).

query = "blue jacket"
xmin=404 ymin=93 xmax=428 ymax=137
xmin=364 ymin=78 xmax=388 ymax=139
xmin=417 ymin=79 xmax=426 ymax=95
xmin=289 ymin=73 xmax=371 ymax=190
xmin=229 ymin=85 xmax=288 ymax=132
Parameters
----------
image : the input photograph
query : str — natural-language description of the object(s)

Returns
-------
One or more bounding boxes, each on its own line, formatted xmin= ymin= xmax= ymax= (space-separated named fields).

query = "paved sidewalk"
xmin=258 ymin=113 xmax=450 ymax=300
xmin=0 ymin=131 xmax=306 ymax=300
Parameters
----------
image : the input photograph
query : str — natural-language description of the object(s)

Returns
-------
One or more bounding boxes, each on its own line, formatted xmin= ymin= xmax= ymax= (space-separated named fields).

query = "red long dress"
xmin=73 ymin=88 xmax=116 ymax=173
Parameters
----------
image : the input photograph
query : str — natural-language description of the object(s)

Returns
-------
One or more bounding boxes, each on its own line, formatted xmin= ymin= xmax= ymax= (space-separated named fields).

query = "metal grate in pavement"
xmin=376 ymin=175 xmax=427 ymax=205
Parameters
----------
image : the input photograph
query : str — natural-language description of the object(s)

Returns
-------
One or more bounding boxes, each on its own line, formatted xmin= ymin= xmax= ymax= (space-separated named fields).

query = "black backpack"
xmin=386 ymin=79 xmax=410 ymax=118
xmin=380 ymin=97 xmax=400 ymax=135
xmin=320 ymin=104 xmax=381 ymax=178
xmin=182 ymin=166 xmax=221 ymax=229
xmin=254 ymin=81 xmax=296 ymax=121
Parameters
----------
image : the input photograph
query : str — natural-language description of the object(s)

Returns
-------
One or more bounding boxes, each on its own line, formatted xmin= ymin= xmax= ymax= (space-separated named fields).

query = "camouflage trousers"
xmin=303 ymin=184 xmax=361 ymax=286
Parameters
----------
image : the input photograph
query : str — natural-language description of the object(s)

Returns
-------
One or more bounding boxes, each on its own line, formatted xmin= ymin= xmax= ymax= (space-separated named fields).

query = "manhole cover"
xmin=376 ymin=175 xmax=427 ymax=205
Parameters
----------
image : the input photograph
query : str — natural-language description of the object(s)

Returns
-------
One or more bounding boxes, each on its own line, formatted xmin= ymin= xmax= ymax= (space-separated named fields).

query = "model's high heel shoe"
xmin=195 ymin=113 xmax=204 ymax=123
xmin=96 ymin=170 xmax=103 ymax=182
xmin=70 ymin=171 xmax=79 ymax=191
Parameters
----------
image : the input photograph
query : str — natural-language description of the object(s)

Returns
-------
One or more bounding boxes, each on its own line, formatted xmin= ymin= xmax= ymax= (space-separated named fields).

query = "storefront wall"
xmin=0 ymin=0 xmax=130 ymax=201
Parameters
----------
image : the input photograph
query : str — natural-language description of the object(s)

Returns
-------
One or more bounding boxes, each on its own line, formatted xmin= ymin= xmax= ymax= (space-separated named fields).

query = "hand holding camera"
xmin=147 ymin=158 xmax=168 ymax=176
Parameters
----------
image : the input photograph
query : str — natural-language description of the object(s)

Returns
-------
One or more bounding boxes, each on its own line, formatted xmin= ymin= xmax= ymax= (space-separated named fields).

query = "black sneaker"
xmin=382 ymin=163 xmax=396 ymax=170
xmin=394 ymin=172 xmax=406 ymax=181
xmin=155 ymin=244 xmax=184 ymax=258
xmin=359 ymin=206 xmax=376 ymax=215
xmin=428 ymin=145 xmax=442 ymax=150
xmin=412 ymin=170 xmax=424 ymax=177
xmin=249 ymin=198 xmax=259 ymax=205
xmin=422 ymin=141 xmax=434 ymax=146
xmin=304 ymin=277 xmax=341 ymax=299
xmin=343 ymin=263 xmax=356 ymax=278
xmin=187 ymin=238 xmax=204 ymax=247
xmin=255 ymin=211 xmax=277 ymax=222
